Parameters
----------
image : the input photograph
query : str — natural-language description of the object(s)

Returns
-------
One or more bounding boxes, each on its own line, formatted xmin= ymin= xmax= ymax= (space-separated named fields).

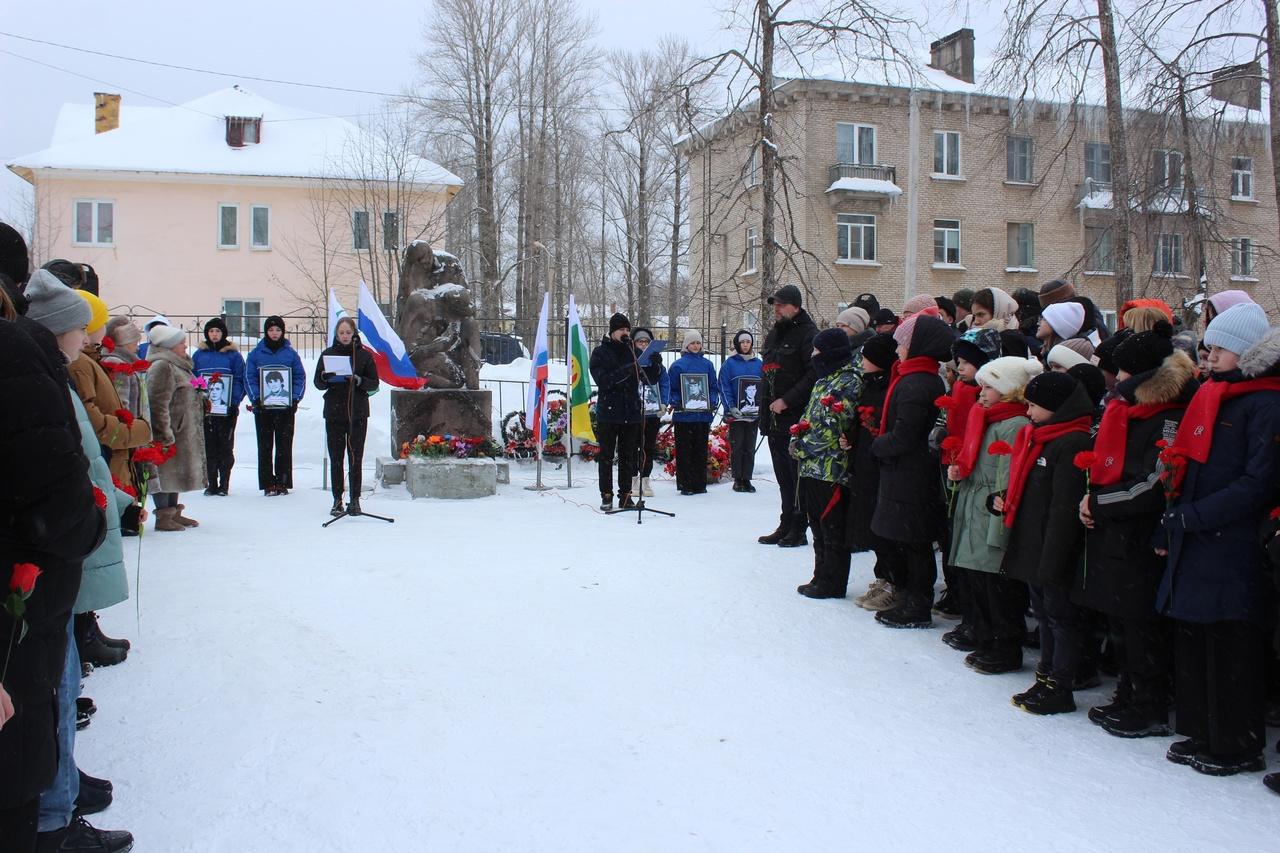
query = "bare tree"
xmin=273 ymin=178 xmax=345 ymax=314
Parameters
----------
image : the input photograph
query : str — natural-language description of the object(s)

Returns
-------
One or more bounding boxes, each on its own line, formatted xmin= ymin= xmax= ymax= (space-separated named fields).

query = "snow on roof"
xmin=826 ymin=177 xmax=903 ymax=197
xmin=50 ymin=103 xmax=168 ymax=147
xmin=9 ymin=87 xmax=462 ymax=188
xmin=1076 ymin=190 xmax=1113 ymax=210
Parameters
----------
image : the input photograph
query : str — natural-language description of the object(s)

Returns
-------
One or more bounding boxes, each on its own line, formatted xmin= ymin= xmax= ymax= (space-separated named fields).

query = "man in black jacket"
xmin=758 ymin=285 xmax=818 ymax=547
xmin=589 ymin=313 xmax=642 ymax=510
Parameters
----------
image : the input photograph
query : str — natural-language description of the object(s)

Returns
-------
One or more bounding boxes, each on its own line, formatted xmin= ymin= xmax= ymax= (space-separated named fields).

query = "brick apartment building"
xmin=680 ymin=29 xmax=1278 ymax=333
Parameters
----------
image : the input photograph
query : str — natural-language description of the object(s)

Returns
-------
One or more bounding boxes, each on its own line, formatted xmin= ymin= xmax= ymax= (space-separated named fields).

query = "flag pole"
xmin=564 ymin=312 xmax=573 ymax=489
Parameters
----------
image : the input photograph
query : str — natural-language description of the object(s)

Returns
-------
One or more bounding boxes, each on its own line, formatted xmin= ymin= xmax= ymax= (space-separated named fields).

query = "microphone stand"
xmin=607 ymin=336 xmax=674 ymax=525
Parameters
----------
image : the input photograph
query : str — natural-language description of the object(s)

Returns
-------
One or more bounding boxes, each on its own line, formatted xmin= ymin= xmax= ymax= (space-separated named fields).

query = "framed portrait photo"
xmin=201 ymin=370 xmax=234 ymax=417
xmin=736 ymin=376 xmax=761 ymax=419
xmin=680 ymin=373 xmax=710 ymax=412
xmin=259 ymin=367 xmax=292 ymax=409
xmin=640 ymin=382 xmax=662 ymax=416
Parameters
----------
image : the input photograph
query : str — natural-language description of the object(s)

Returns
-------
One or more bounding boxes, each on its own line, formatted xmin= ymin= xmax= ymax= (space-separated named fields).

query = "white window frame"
xmin=1006 ymin=136 xmax=1034 ymax=184
xmin=836 ymin=213 xmax=877 ymax=263
xmin=1084 ymin=142 xmax=1112 ymax=184
xmin=1084 ymin=225 xmax=1114 ymax=274
xmin=1006 ymin=222 xmax=1035 ymax=272
xmin=1154 ymin=233 xmax=1184 ymax=276
xmin=221 ymin=298 xmax=263 ymax=337
xmin=932 ymin=219 xmax=962 ymax=267
xmin=836 ymin=122 xmax=877 ymax=165
xmin=1232 ymin=157 xmax=1254 ymax=200
xmin=743 ymin=227 xmax=759 ymax=275
xmin=72 ymin=199 xmax=114 ymax=247
xmin=1231 ymin=237 xmax=1257 ymax=279
xmin=1154 ymin=149 xmax=1184 ymax=191
xmin=932 ymin=131 xmax=962 ymax=178
xmin=352 ymin=209 xmax=371 ymax=251
xmin=745 ymin=146 xmax=760 ymax=188
xmin=250 ymin=204 xmax=271 ymax=250
xmin=217 ymin=203 xmax=239 ymax=250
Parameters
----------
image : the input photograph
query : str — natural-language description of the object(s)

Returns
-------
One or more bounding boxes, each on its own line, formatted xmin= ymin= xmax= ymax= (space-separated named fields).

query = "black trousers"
xmin=728 ymin=420 xmax=757 ymax=483
xmin=254 ymin=407 xmax=296 ymax=490
xmin=674 ymin=422 xmax=710 ymax=492
xmin=203 ymin=412 xmax=237 ymax=491
xmin=872 ymin=540 xmax=906 ymax=584
xmin=899 ymin=541 xmax=938 ymax=608
xmin=1175 ymin=619 xmax=1266 ymax=756
xmin=767 ymin=432 xmax=805 ymax=530
xmin=967 ymin=570 xmax=1029 ymax=657
xmin=1116 ymin=616 xmax=1172 ymax=712
xmin=799 ymin=477 xmax=850 ymax=595
xmin=595 ymin=421 xmax=640 ymax=496
xmin=326 ymin=417 xmax=368 ymax=500
xmin=0 ymin=797 xmax=38 ymax=853
xmin=639 ymin=417 xmax=661 ymax=477
xmin=1029 ymin=583 xmax=1085 ymax=683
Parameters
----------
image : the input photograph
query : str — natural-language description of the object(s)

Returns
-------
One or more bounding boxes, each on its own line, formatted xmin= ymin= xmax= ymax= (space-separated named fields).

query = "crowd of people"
xmin=0 ymin=221 xmax=378 ymax=852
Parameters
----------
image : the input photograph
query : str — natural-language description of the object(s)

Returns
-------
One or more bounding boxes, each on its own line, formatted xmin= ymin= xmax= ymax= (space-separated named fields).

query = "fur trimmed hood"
xmin=1133 ymin=350 xmax=1199 ymax=405
xmin=1240 ymin=326 xmax=1280 ymax=378
xmin=198 ymin=339 xmax=239 ymax=353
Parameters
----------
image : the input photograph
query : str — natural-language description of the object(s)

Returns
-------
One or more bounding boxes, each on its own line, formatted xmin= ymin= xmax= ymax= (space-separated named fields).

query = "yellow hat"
xmin=77 ymin=290 xmax=110 ymax=334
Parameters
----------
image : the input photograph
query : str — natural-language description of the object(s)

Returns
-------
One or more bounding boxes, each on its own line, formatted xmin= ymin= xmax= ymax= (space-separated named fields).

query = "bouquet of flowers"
xmin=401 ymin=434 xmax=500 ymax=460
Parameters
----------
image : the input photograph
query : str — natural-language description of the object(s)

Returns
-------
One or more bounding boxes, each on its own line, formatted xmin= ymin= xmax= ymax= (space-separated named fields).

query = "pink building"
xmin=8 ymin=87 xmax=461 ymax=338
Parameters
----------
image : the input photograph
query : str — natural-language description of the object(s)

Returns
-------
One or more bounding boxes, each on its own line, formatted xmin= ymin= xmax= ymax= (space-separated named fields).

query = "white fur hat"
xmin=975 ymin=356 xmax=1044 ymax=397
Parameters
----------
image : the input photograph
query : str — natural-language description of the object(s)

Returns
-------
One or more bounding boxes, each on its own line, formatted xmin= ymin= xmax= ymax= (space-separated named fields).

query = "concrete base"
xmin=377 ymin=457 xmax=406 ymax=487
xmin=495 ymin=461 xmax=510 ymax=485
xmin=390 ymin=388 xmax=493 ymax=457
xmin=406 ymin=457 xmax=498 ymax=499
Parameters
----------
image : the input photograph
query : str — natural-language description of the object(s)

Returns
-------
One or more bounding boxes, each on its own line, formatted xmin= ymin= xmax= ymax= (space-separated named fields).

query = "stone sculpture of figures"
xmin=395 ymin=241 xmax=482 ymax=390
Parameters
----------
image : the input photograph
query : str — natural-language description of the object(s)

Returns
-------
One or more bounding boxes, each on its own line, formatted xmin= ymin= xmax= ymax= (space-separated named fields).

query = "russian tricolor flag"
xmin=357 ymin=282 xmax=427 ymax=390
xmin=525 ymin=292 xmax=550 ymax=442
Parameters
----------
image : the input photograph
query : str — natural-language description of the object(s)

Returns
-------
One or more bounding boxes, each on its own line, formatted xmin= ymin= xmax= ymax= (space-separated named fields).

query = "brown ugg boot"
xmin=154 ymin=507 xmax=186 ymax=532
xmin=174 ymin=503 xmax=200 ymax=528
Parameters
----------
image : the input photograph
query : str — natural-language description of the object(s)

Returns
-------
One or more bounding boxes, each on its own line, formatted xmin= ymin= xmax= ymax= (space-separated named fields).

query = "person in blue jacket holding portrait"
xmin=631 ymin=327 xmax=670 ymax=498
xmin=718 ymin=329 xmax=762 ymax=492
xmin=192 ymin=317 xmax=247 ymax=495
xmin=667 ymin=330 xmax=719 ymax=495
xmin=245 ymin=315 xmax=305 ymax=495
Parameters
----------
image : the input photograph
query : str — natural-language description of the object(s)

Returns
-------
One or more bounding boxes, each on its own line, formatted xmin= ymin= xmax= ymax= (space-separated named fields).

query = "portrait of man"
xmin=682 ymin=374 xmax=709 ymax=411
xmin=261 ymin=368 xmax=291 ymax=409
xmin=737 ymin=376 xmax=761 ymax=417
xmin=205 ymin=373 xmax=233 ymax=417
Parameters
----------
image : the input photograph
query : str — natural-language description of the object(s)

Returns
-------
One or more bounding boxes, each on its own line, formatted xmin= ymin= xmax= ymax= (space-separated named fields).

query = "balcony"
xmin=1075 ymin=178 xmax=1113 ymax=210
xmin=826 ymin=163 xmax=902 ymax=201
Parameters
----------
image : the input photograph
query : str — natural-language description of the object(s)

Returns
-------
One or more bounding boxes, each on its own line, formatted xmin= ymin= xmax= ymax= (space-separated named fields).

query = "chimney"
xmin=1210 ymin=62 xmax=1262 ymax=111
xmin=928 ymin=29 xmax=975 ymax=84
xmin=94 ymin=92 xmax=121 ymax=134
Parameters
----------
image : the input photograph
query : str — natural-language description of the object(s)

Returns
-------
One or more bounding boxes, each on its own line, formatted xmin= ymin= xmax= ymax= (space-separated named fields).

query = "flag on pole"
xmin=357 ymin=281 xmax=427 ymax=390
xmin=525 ymin=292 xmax=551 ymax=442
xmin=327 ymin=288 xmax=348 ymax=346
xmin=567 ymin=295 xmax=596 ymax=442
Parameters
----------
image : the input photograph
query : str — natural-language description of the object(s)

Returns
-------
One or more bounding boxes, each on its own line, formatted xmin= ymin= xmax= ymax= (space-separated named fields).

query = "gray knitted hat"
xmin=24 ymin=269 xmax=91 ymax=334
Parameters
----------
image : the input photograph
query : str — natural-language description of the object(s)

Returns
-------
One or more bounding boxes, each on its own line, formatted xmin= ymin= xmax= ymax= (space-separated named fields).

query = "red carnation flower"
xmin=92 ymin=486 xmax=107 ymax=510
xmin=1270 ymin=507 xmax=1280 ymax=521
xmin=1073 ymin=451 xmax=1098 ymax=471
xmin=114 ymin=408 xmax=134 ymax=426
xmin=9 ymin=562 xmax=41 ymax=596
xmin=987 ymin=440 xmax=1013 ymax=456
xmin=1155 ymin=439 xmax=1169 ymax=449
xmin=111 ymin=475 xmax=138 ymax=499
xmin=133 ymin=359 xmax=151 ymax=372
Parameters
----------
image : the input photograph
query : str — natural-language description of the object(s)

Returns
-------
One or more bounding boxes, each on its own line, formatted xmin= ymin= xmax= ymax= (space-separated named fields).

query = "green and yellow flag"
xmin=567 ymin=295 xmax=596 ymax=442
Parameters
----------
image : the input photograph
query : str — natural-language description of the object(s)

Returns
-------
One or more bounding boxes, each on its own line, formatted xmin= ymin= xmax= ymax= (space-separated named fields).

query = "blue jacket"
xmin=245 ymin=337 xmax=306 ymax=406
xmin=668 ymin=350 xmax=719 ymax=424
xmin=1155 ymin=372 xmax=1280 ymax=625
xmin=718 ymin=353 xmax=762 ymax=421
xmin=192 ymin=340 xmax=248 ymax=411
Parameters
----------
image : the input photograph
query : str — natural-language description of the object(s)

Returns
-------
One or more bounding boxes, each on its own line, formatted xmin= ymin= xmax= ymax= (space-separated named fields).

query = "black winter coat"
xmin=1074 ymin=353 xmax=1197 ymax=618
xmin=845 ymin=368 xmax=889 ymax=551
xmin=314 ymin=339 xmax=381 ymax=421
xmin=590 ymin=336 xmax=642 ymax=424
xmin=1000 ymin=385 xmax=1094 ymax=588
xmin=0 ymin=318 xmax=104 ymax=806
xmin=760 ymin=309 xmax=818 ymax=435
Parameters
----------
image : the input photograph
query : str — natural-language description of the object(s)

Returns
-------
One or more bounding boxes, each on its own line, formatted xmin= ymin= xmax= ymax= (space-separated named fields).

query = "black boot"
xmin=942 ymin=624 xmax=977 ymax=651
xmin=35 ymin=816 xmax=133 ymax=853
xmin=797 ymin=582 xmax=844 ymax=600
xmin=74 ymin=775 xmax=112 ymax=816
xmin=330 ymin=497 xmax=345 ymax=517
xmin=758 ymin=516 xmax=789 ymax=544
xmin=1088 ymin=676 xmax=1133 ymax=726
xmin=965 ymin=648 xmax=1023 ymax=674
xmin=618 ymin=493 xmax=636 ymax=509
xmin=1099 ymin=705 xmax=1172 ymax=738
xmin=1167 ymin=738 xmax=1207 ymax=766
xmin=347 ymin=497 xmax=362 ymax=517
xmin=778 ymin=515 xmax=808 ymax=548
xmin=86 ymin=613 xmax=129 ymax=651
xmin=600 ymin=492 xmax=614 ymax=511
xmin=77 ymin=697 xmax=97 ymax=718
xmin=876 ymin=597 xmax=933 ymax=629
xmin=1018 ymin=678 xmax=1076 ymax=715
xmin=1012 ymin=671 xmax=1050 ymax=707
xmin=1190 ymin=750 xmax=1266 ymax=776
xmin=76 ymin=616 xmax=126 ymax=668
xmin=1264 ymin=773 xmax=1280 ymax=795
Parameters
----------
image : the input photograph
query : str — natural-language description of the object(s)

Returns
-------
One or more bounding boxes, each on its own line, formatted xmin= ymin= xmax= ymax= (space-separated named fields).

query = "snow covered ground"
xmin=80 ymin=361 xmax=1280 ymax=851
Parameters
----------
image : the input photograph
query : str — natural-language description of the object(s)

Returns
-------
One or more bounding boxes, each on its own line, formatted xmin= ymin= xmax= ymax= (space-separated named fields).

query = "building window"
xmin=1085 ymin=225 xmax=1114 ymax=272
xmin=933 ymin=131 xmax=961 ymax=177
xmin=221 ymin=299 xmax=262 ymax=337
xmin=250 ymin=205 xmax=270 ymax=249
xmin=382 ymin=211 xmax=400 ymax=252
xmin=1007 ymin=223 xmax=1035 ymax=269
xmin=933 ymin=219 xmax=961 ymax=265
xmin=1155 ymin=233 xmax=1184 ymax=275
xmin=73 ymin=200 xmax=114 ymax=246
xmin=353 ymin=210 xmax=370 ymax=250
xmin=218 ymin=203 xmax=238 ymax=249
xmin=1007 ymin=136 xmax=1033 ymax=183
xmin=836 ymin=123 xmax=876 ymax=165
xmin=1232 ymin=157 xmax=1254 ymax=199
xmin=1084 ymin=142 xmax=1112 ymax=183
xmin=1232 ymin=237 xmax=1255 ymax=277
xmin=225 ymin=116 xmax=262 ymax=148
xmin=745 ymin=147 xmax=759 ymax=187
xmin=1153 ymin=149 xmax=1184 ymax=191
xmin=744 ymin=227 xmax=759 ymax=273
xmin=837 ymin=213 xmax=876 ymax=262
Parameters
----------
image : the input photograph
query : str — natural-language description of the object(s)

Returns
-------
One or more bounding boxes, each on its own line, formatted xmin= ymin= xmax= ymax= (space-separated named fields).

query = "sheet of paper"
xmin=323 ymin=355 xmax=353 ymax=376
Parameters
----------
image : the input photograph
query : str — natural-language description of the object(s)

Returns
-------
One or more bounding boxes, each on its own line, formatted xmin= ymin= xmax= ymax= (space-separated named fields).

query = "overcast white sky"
xmin=0 ymin=0 xmax=994 ymax=226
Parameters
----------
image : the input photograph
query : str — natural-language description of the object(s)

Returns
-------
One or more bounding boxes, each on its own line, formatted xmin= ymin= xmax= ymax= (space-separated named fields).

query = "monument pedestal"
xmin=390 ymin=388 xmax=493 ymax=456
xmin=406 ymin=458 xmax=498 ymax=499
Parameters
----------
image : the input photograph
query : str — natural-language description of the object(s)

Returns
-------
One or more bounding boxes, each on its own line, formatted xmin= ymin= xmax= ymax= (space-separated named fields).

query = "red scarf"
xmin=954 ymin=401 xmax=1026 ymax=480
xmin=878 ymin=356 xmax=940 ymax=436
xmin=1166 ymin=376 xmax=1280 ymax=491
xmin=1090 ymin=399 xmax=1183 ymax=486
xmin=945 ymin=381 xmax=981 ymax=443
xmin=1002 ymin=416 xmax=1093 ymax=528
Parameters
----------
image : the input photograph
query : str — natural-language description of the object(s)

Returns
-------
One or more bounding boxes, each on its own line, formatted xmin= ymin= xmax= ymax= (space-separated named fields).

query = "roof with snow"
xmin=8 ymin=87 xmax=463 ymax=188
xmin=826 ymin=177 xmax=903 ymax=197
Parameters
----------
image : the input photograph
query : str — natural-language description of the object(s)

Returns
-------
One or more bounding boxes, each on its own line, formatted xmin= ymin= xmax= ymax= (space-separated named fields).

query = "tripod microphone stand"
xmin=606 ymin=336 xmax=673 ymax=525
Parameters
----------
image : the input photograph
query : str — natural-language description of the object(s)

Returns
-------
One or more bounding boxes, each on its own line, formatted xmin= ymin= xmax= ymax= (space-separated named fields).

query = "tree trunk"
xmin=1265 ymin=0 xmax=1280 ymax=252
xmin=668 ymin=146 xmax=682 ymax=342
xmin=757 ymin=0 xmax=777 ymax=324
xmin=1096 ymin=0 xmax=1134 ymax=307
xmin=477 ymin=78 xmax=501 ymax=323
xmin=636 ymin=142 xmax=651 ymax=325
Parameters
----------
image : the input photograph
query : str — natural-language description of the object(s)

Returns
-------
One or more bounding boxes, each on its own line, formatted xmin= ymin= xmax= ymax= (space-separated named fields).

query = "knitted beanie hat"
xmin=1204 ymin=302 xmax=1270 ymax=355
xmin=1038 ymin=278 xmax=1076 ymax=307
xmin=682 ymin=329 xmax=703 ymax=350
xmin=24 ymin=269 xmax=92 ymax=335
xmin=1047 ymin=343 xmax=1090 ymax=371
xmin=609 ymin=313 xmax=630 ymax=334
xmin=1068 ymin=363 xmax=1107 ymax=407
xmin=999 ymin=329 xmax=1030 ymax=359
xmin=1112 ymin=321 xmax=1175 ymax=375
xmin=631 ymin=327 xmax=653 ymax=343
xmin=1059 ymin=337 xmax=1095 ymax=362
xmin=860 ymin=333 xmax=899 ymax=371
xmin=893 ymin=314 xmax=919 ymax=350
xmin=1024 ymin=371 xmax=1079 ymax=411
xmin=835 ymin=306 xmax=869 ymax=333
xmin=149 ymin=324 xmax=186 ymax=349
xmin=0 ymin=222 xmax=29 ymax=285
xmin=105 ymin=315 xmax=141 ymax=346
xmin=975 ymin=356 xmax=1044 ymax=398
xmin=1041 ymin=302 xmax=1086 ymax=339
xmin=1093 ymin=328 xmax=1132 ymax=376
xmin=1207 ymin=289 xmax=1255 ymax=318
xmin=76 ymin=289 xmax=110 ymax=334
xmin=733 ymin=329 xmax=754 ymax=352
xmin=901 ymin=293 xmax=937 ymax=317
xmin=952 ymin=288 xmax=975 ymax=310
xmin=952 ymin=328 xmax=1002 ymax=368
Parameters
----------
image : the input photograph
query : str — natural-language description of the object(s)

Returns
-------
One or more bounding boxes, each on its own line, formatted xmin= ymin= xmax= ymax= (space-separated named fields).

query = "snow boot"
xmin=173 ymin=504 xmax=200 ymax=527
xmin=932 ymin=589 xmax=963 ymax=620
xmin=1012 ymin=672 xmax=1050 ymax=708
xmin=331 ymin=498 xmax=345 ymax=517
xmin=758 ymin=517 xmax=789 ymax=544
xmin=203 ymin=487 xmax=218 ymax=496
xmin=1166 ymin=738 xmax=1207 ymax=766
xmin=875 ymin=599 xmax=933 ymax=629
xmin=854 ymin=579 xmax=886 ymax=608
xmin=347 ymin=497 xmax=362 ymax=517
xmin=78 ymin=613 xmax=129 ymax=652
xmin=1088 ymin=676 xmax=1133 ymax=726
xmin=74 ymin=774 xmax=112 ymax=816
xmin=154 ymin=506 xmax=185 ymax=532
xmin=942 ymin=624 xmax=977 ymax=652
xmin=797 ymin=582 xmax=844 ymax=600
xmin=1018 ymin=678 xmax=1076 ymax=715
xmin=743 ymin=481 xmax=756 ymax=492
xmin=1191 ymin=751 xmax=1266 ymax=777
xmin=1099 ymin=706 xmax=1172 ymax=739
xmin=600 ymin=492 xmax=613 ymax=511
xmin=77 ymin=697 xmax=97 ymax=718
xmin=618 ymin=493 xmax=636 ymax=510
xmin=76 ymin=615 xmax=126 ymax=668
xmin=1264 ymin=773 xmax=1280 ymax=795
xmin=641 ymin=477 xmax=654 ymax=497
xmin=778 ymin=529 xmax=808 ymax=548
xmin=35 ymin=816 xmax=133 ymax=853
xmin=964 ymin=649 xmax=1023 ymax=675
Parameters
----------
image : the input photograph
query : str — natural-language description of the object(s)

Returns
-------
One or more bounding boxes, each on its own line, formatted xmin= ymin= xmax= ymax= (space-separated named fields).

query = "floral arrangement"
xmin=401 ymin=433 xmax=500 ymax=460
xmin=101 ymin=359 xmax=150 ymax=376
xmin=662 ymin=423 xmax=731 ymax=482
xmin=1155 ymin=439 xmax=1188 ymax=503
xmin=500 ymin=390 xmax=600 ymax=461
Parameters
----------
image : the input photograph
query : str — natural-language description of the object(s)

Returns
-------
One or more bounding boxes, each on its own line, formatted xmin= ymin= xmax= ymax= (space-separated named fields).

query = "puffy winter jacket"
xmin=947 ymin=415 xmax=1026 ymax=574
xmin=668 ymin=350 xmax=720 ymax=424
xmin=589 ymin=336 xmax=642 ymax=424
xmin=245 ymin=337 xmax=306 ymax=406
xmin=68 ymin=391 xmax=131 ymax=614
xmin=760 ymin=308 xmax=818 ymax=435
xmin=314 ymin=338 xmax=381 ymax=421
xmin=718 ymin=353 xmax=763 ymax=421
xmin=192 ymin=339 xmax=248 ymax=411
xmin=792 ymin=361 xmax=861 ymax=483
